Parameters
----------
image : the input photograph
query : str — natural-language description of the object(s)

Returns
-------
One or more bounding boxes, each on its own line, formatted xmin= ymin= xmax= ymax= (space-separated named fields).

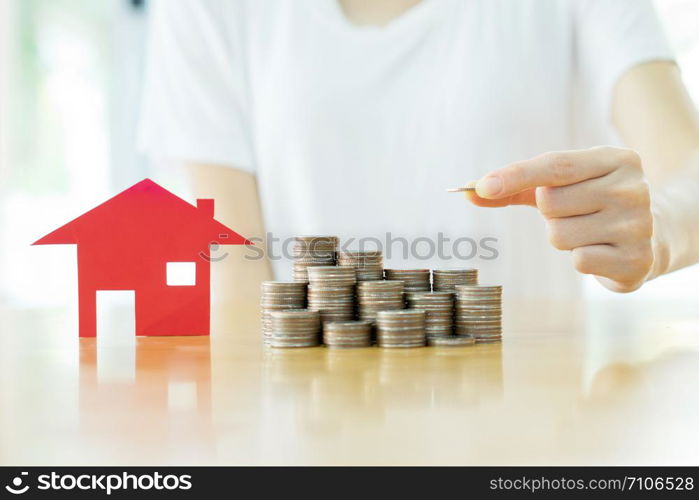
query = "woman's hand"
xmin=466 ymin=146 xmax=661 ymax=293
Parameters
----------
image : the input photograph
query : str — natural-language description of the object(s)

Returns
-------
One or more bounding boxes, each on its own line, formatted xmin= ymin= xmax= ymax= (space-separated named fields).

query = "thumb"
xmin=465 ymin=184 xmax=537 ymax=207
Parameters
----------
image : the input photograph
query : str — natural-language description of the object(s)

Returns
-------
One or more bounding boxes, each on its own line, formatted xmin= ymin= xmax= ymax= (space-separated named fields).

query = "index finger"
xmin=475 ymin=147 xmax=625 ymax=199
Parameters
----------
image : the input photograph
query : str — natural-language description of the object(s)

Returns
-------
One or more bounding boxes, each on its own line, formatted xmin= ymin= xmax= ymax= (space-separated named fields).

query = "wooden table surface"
xmin=1 ymin=298 xmax=698 ymax=465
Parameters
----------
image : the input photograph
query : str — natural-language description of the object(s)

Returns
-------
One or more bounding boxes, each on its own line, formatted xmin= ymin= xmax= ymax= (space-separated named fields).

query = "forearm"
xmin=613 ymin=62 xmax=699 ymax=280
xmin=186 ymin=163 xmax=273 ymax=307
xmin=650 ymin=151 xmax=699 ymax=278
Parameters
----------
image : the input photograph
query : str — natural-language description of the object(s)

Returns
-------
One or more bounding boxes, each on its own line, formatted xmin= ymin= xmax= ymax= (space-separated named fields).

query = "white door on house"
xmin=96 ymin=290 xmax=136 ymax=383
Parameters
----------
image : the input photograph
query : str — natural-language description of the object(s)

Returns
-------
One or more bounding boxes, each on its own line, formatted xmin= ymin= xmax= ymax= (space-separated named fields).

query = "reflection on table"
xmin=0 ymin=298 xmax=697 ymax=465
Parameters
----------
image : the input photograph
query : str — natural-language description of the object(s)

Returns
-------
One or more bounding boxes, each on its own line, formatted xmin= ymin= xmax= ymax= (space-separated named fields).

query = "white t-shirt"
xmin=138 ymin=0 xmax=673 ymax=299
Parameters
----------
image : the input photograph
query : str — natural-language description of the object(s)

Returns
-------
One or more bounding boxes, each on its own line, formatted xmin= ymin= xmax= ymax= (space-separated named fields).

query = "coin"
xmin=269 ymin=309 xmax=321 ymax=348
xmin=376 ymin=309 xmax=426 ymax=348
xmin=432 ymin=268 xmax=478 ymax=292
xmin=384 ymin=269 xmax=431 ymax=293
xmin=260 ymin=281 xmax=307 ymax=345
xmin=323 ymin=320 xmax=372 ymax=348
xmin=454 ymin=285 xmax=502 ymax=343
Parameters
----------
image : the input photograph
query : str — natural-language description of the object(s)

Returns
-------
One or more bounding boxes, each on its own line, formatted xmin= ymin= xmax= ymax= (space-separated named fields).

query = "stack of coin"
xmin=427 ymin=336 xmax=475 ymax=347
xmin=406 ymin=291 xmax=454 ymax=338
xmin=357 ymin=280 xmax=405 ymax=323
xmin=307 ymin=266 xmax=356 ymax=287
xmin=323 ymin=321 xmax=372 ymax=348
xmin=376 ymin=310 xmax=426 ymax=348
xmin=454 ymin=285 xmax=502 ymax=343
xmin=337 ymin=251 xmax=384 ymax=281
xmin=260 ymin=281 xmax=307 ymax=345
xmin=384 ymin=269 xmax=431 ymax=292
xmin=307 ymin=287 xmax=355 ymax=323
xmin=269 ymin=309 xmax=321 ymax=348
xmin=292 ymin=236 xmax=338 ymax=282
xmin=432 ymin=268 xmax=478 ymax=292
xmin=307 ymin=266 xmax=356 ymax=323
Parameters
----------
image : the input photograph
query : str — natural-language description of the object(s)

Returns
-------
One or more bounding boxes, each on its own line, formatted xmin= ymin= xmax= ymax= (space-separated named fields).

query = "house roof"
xmin=33 ymin=179 xmax=252 ymax=246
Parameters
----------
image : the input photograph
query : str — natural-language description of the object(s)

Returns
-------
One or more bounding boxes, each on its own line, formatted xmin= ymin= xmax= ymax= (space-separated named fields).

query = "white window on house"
xmin=166 ymin=262 xmax=196 ymax=286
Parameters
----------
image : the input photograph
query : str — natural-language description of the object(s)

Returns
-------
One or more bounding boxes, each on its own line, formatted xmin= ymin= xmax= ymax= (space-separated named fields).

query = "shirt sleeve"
xmin=138 ymin=0 xmax=254 ymax=172
xmin=574 ymin=0 xmax=675 ymax=124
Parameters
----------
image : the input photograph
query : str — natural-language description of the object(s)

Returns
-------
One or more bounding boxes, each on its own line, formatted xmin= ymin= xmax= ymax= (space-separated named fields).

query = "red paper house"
xmin=33 ymin=179 xmax=250 ymax=337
